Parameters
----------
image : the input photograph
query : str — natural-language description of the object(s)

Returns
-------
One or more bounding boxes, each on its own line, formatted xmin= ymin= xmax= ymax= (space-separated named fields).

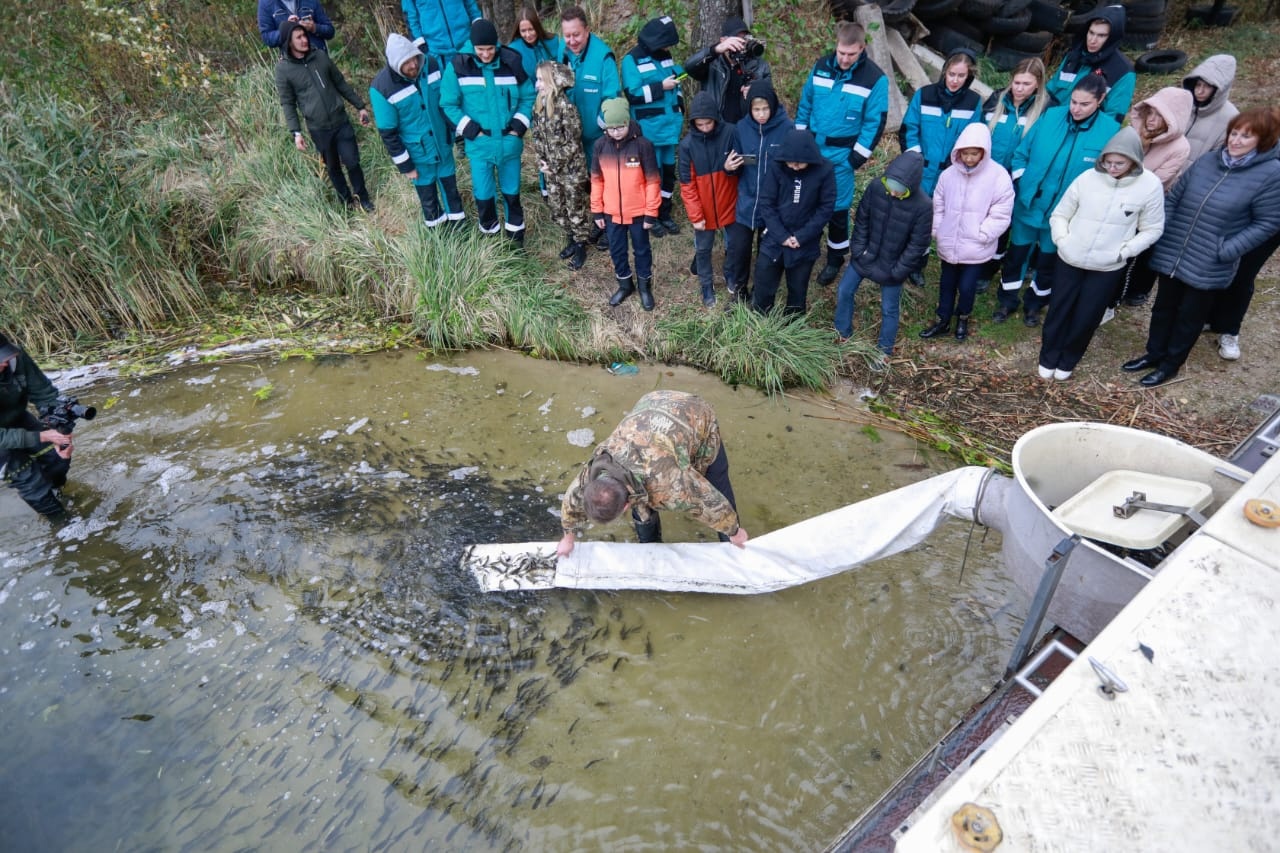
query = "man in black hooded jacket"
xmin=0 ymin=335 xmax=74 ymax=518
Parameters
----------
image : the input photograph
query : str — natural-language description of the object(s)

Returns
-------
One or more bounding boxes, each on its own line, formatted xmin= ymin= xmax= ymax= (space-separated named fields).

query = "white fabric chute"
xmin=465 ymin=466 xmax=996 ymax=594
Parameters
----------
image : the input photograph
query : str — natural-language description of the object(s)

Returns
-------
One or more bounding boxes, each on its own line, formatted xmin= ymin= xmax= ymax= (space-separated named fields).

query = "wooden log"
xmin=885 ymin=27 xmax=932 ymax=93
xmin=854 ymin=5 xmax=906 ymax=133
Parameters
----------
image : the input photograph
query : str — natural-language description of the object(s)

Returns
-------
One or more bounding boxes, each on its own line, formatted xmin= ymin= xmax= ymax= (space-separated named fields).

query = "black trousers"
xmin=1039 ymin=260 xmax=1124 ymax=372
xmin=724 ymin=221 xmax=761 ymax=292
xmin=1208 ymin=228 xmax=1280 ymax=335
xmin=310 ymin=122 xmax=368 ymax=204
xmin=1145 ymin=275 xmax=1218 ymax=374
xmin=997 ymin=242 xmax=1053 ymax=315
xmin=751 ymin=253 xmax=816 ymax=316
xmin=1 ymin=412 xmax=70 ymax=516
xmin=632 ymin=444 xmax=738 ymax=543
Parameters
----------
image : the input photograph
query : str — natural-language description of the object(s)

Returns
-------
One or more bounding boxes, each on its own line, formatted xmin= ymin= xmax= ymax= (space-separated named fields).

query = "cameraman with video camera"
xmin=684 ymin=17 xmax=770 ymax=126
xmin=0 ymin=334 xmax=84 ymax=519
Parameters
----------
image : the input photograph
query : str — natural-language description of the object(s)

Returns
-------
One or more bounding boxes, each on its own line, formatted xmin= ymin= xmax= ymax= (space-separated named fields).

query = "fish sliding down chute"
xmin=464 ymin=466 xmax=996 ymax=594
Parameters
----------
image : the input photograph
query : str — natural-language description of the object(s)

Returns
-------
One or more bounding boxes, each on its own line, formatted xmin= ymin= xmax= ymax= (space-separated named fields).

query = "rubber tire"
xmin=939 ymin=14 xmax=987 ymax=40
xmin=959 ymin=0 xmax=1004 ymax=17
xmin=1135 ymin=48 xmax=1187 ymax=73
xmin=877 ymin=0 xmax=920 ymax=23
xmin=1121 ymin=30 xmax=1163 ymax=50
xmin=987 ymin=42 xmax=1045 ymax=71
xmin=1123 ymin=0 xmax=1167 ymax=17
xmin=1027 ymin=0 xmax=1070 ymax=32
xmin=924 ymin=24 xmax=987 ymax=56
xmin=983 ymin=7 xmax=1034 ymax=34
xmin=1125 ymin=13 xmax=1168 ymax=30
xmin=999 ymin=0 xmax=1035 ymax=14
xmin=1185 ymin=3 xmax=1237 ymax=24
xmin=998 ymin=28 xmax=1054 ymax=52
xmin=914 ymin=0 xmax=965 ymax=18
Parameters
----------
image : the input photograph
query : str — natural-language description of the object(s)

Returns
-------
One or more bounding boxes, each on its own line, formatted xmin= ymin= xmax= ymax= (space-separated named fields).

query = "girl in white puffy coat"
xmin=1038 ymin=126 xmax=1164 ymax=380
xmin=921 ymin=122 xmax=1014 ymax=342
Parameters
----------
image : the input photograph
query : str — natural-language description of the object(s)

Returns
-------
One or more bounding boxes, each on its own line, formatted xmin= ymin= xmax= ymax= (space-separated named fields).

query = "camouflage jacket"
xmin=561 ymin=391 xmax=740 ymax=536
xmin=531 ymin=68 xmax=589 ymax=190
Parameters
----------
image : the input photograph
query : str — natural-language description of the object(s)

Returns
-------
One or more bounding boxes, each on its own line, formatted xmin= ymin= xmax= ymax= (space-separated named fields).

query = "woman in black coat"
xmin=1122 ymin=107 xmax=1280 ymax=387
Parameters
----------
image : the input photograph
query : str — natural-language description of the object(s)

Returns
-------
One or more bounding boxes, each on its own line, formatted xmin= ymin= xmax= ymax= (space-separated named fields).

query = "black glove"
xmin=460 ymin=122 xmax=484 ymax=141
xmin=504 ymin=118 xmax=527 ymax=137
xmin=849 ymin=149 xmax=867 ymax=171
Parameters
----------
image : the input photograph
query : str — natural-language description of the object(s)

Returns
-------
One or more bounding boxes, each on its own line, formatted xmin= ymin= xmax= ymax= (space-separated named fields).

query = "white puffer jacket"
xmin=1050 ymin=126 xmax=1165 ymax=272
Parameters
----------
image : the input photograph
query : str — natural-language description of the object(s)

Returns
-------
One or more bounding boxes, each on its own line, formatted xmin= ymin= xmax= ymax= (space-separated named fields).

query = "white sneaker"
xmin=1100 ymin=307 xmax=1115 ymax=325
xmin=1038 ymin=364 xmax=1053 ymax=379
xmin=1054 ymin=368 xmax=1073 ymax=380
xmin=1219 ymin=334 xmax=1240 ymax=360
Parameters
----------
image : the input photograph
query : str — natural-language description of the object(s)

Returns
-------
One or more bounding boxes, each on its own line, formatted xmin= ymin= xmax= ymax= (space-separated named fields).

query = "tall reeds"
xmin=0 ymin=84 xmax=211 ymax=352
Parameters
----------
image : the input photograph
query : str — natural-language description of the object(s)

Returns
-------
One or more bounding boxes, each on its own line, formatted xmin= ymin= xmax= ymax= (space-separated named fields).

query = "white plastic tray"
xmin=1052 ymin=469 xmax=1213 ymax=550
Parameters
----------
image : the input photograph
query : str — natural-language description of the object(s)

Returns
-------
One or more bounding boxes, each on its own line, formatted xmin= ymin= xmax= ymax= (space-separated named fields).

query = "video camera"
xmin=43 ymin=396 xmax=97 ymax=435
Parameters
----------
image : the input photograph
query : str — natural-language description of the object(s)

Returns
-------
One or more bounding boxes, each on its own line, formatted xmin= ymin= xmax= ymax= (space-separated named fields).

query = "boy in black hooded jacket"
xmin=833 ymin=150 xmax=932 ymax=361
xmin=750 ymin=128 xmax=835 ymax=316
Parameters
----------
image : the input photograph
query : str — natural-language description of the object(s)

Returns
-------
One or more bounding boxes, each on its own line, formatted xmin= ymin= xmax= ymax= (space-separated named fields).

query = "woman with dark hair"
xmin=1122 ymin=107 xmax=1280 ymax=387
xmin=508 ymin=6 xmax=556 ymax=79
xmin=995 ymin=74 xmax=1119 ymax=327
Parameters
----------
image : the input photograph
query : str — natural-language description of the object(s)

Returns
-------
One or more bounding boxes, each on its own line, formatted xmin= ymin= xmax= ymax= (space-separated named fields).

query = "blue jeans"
xmin=693 ymin=227 xmax=732 ymax=293
xmin=834 ymin=268 xmax=902 ymax=354
xmin=606 ymin=219 xmax=653 ymax=280
xmin=937 ymin=261 xmax=984 ymax=320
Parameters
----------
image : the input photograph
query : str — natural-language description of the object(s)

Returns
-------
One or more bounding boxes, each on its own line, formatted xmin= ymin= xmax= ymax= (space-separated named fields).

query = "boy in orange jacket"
xmin=678 ymin=91 xmax=740 ymax=307
xmin=592 ymin=97 xmax=662 ymax=310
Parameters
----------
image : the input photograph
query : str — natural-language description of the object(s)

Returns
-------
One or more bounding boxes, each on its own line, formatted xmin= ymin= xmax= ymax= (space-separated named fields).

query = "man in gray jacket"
xmin=275 ymin=20 xmax=374 ymax=210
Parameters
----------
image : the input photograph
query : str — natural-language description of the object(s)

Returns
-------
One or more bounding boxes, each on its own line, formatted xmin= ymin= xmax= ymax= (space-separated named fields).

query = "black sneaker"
xmin=359 ymin=198 xmax=375 ymax=213
xmin=1023 ymin=310 xmax=1041 ymax=328
xmin=992 ymin=307 xmax=1010 ymax=323
xmin=659 ymin=218 xmax=681 ymax=236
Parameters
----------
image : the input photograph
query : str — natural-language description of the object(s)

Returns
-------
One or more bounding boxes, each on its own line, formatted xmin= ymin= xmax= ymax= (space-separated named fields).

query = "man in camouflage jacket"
xmin=531 ymin=61 xmax=593 ymax=269
xmin=556 ymin=390 xmax=749 ymax=555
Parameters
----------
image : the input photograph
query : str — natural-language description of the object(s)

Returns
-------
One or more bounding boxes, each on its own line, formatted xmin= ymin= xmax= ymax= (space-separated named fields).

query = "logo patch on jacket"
xmin=626 ymin=156 xmax=642 ymax=168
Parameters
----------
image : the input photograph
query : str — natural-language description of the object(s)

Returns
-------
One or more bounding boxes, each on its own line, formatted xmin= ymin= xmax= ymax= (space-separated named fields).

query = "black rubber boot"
xmin=559 ymin=237 xmax=579 ymax=259
xmin=567 ymin=242 xmax=587 ymax=270
xmin=919 ymin=318 xmax=950 ymax=339
xmin=476 ymin=198 xmax=500 ymax=234
xmin=502 ymin=193 xmax=525 ymax=248
xmin=816 ymin=260 xmax=843 ymax=287
xmin=955 ymin=315 xmax=970 ymax=341
xmin=636 ymin=276 xmax=655 ymax=311
xmin=633 ymin=512 xmax=662 ymax=543
xmin=609 ymin=276 xmax=635 ymax=307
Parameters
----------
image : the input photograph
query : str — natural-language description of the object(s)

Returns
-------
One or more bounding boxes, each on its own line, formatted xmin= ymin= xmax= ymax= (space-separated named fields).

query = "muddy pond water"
xmin=0 ymin=349 xmax=1019 ymax=850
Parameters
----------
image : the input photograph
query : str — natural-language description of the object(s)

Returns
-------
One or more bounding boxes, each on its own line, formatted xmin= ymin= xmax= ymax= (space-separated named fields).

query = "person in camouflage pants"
xmin=556 ymin=390 xmax=749 ymax=555
xmin=531 ymin=61 xmax=594 ymax=271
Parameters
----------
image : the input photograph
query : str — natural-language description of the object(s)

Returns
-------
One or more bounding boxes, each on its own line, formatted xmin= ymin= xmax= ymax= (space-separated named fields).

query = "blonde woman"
xmin=531 ymin=61 xmax=592 ymax=269
xmin=984 ymin=57 xmax=1048 ymax=171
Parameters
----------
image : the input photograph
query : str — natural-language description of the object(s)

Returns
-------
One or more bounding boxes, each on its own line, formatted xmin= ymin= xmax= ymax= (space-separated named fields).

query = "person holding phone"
xmin=258 ymin=0 xmax=335 ymax=52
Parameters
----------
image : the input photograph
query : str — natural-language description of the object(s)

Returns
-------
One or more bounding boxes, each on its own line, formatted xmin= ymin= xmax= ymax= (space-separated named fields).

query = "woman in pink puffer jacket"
xmin=921 ymin=122 xmax=1015 ymax=342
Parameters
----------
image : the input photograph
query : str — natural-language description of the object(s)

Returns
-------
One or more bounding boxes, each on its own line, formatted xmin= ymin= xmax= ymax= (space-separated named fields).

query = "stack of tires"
xmin=916 ymin=0 xmax=1064 ymax=71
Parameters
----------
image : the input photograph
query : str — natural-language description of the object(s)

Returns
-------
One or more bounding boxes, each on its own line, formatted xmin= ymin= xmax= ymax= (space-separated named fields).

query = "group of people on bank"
xmin=261 ymin=0 xmax=1280 ymax=385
